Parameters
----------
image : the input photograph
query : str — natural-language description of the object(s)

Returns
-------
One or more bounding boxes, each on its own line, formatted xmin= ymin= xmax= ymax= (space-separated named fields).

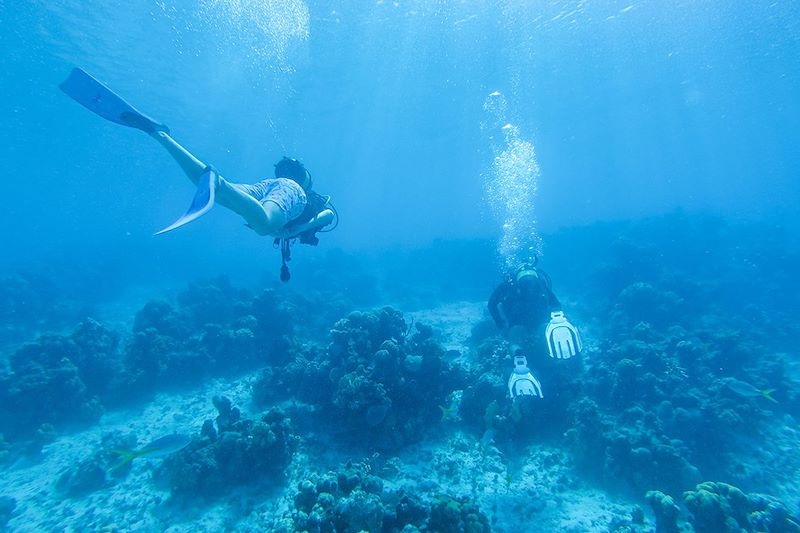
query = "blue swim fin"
xmin=155 ymin=169 xmax=216 ymax=235
xmin=59 ymin=67 xmax=168 ymax=134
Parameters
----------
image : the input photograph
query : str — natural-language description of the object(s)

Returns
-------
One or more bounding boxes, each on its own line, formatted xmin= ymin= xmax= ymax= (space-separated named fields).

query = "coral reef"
xmin=121 ymin=283 xmax=301 ymax=395
xmin=159 ymin=397 xmax=298 ymax=498
xmin=68 ymin=318 xmax=121 ymax=398
xmin=0 ymin=278 xmax=313 ymax=442
xmin=253 ymin=307 xmax=468 ymax=451
xmin=429 ymin=495 xmax=491 ymax=533
xmin=273 ymin=462 xmax=488 ymax=533
xmin=1 ymin=214 xmax=799 ymax=531
xmin=326 ymin=309 xmax=465 ymax=449
xmin=0 ymin=329 xmax=106 ymax=438
xmin=683 ymin=482 xmax=800 ymax=533
xmin=252 ymin=343 xmax=333 ymax=406
xmin=567 ymin=291 xmax=795 ymax=493
xmin=645 ymin=490 xmax=681 ymax=533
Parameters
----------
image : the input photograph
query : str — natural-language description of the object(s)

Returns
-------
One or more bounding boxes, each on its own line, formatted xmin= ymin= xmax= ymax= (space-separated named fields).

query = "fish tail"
xmin=108 ymin=449 xmax=139 ymax=472
xmin=761 ymin=389 xmax=779 ymax=403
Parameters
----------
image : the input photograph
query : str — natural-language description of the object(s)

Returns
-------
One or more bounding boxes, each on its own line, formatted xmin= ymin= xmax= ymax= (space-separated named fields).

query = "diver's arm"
xmin=546 ymin=288 xmax=562 ymax=313
xmin=151 ymin=131 xmax=208 ymax=185
xmin=488 ymin=284 xmax=509 ymax=329
xmin=285 ymin=209 xmax=334 ymax=237
xmin=539 ymin=270 xmax=562 ymax=313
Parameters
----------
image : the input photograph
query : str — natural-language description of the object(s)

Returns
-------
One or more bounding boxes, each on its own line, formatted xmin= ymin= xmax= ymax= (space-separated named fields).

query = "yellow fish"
xmin=110 ymin=434 xmax=191 ymax=472
xmin=725 ymin=378 xmax=778 ymax=403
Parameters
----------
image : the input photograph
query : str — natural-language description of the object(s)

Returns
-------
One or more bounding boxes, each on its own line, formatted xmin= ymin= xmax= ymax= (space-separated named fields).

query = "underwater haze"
xmin=2 ymin=1 xmax=798 ymax=279
xmin=1 ymin=1 xmax=799 ymax=532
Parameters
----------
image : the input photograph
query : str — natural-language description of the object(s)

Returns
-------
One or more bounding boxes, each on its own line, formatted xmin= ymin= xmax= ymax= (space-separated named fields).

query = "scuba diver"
xmin=488 ymin=260 xmax=581 ymax=400
xmin=59 ymin=68 xmax=336 ymax=281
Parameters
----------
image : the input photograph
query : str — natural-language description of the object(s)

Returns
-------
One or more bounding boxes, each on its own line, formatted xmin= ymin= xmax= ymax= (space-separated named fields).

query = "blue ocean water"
xmin=1 ymin=1 xmax=799 ymax=531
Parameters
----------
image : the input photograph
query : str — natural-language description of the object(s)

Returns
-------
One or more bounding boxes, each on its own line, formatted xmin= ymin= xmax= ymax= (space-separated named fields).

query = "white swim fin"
xmin=545 ymin=311 xmax=582 ymax=359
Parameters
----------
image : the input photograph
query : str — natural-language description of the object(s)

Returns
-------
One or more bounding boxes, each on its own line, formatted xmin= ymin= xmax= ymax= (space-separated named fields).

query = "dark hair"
xmin=274 ymin=157 xmax=312 ymax=189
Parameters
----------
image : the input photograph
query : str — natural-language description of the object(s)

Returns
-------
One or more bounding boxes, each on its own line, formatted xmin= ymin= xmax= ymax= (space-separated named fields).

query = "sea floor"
xmin=0 ymin=299 xmax=654 ymax=532
xmin=1 ymin=378 xmax=649 ymax=531
xmin=2 ymin=298 xmax=798 ymax=532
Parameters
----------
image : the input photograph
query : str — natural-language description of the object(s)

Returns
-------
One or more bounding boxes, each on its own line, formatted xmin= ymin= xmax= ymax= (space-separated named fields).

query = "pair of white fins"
xmin=59 ymin=67 xmax=215 ymax=235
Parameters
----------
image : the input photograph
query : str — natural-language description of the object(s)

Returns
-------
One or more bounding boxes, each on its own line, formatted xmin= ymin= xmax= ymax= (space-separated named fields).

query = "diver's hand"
xmin=273 ymin=225 xmax=299 ymax=240
xmin=545 ymin=311 xmax=582 ymax=359
xmin=298 ymin=230 xmax=320 ymax=246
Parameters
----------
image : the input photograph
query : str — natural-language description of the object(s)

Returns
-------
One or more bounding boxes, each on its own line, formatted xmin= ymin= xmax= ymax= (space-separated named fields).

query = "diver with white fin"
xmin=60 ymin=67 xmax=337 ymax=281
xmin=488 ymin=258 xmax=582 ymax=400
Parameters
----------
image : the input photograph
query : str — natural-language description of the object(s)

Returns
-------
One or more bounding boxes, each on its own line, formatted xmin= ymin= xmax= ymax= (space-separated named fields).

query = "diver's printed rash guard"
xmin=488 ymin=272 xmax=561 ymax=329
xmin=239 ymin=178 xmax=308 ymax=226
xmin=291 ymin=190 xmax=329 ymax=226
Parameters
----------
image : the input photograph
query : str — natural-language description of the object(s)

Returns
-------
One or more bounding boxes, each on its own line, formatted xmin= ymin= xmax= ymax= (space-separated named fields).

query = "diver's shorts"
xmin=241 ymin=177 xmax=307 ymax=225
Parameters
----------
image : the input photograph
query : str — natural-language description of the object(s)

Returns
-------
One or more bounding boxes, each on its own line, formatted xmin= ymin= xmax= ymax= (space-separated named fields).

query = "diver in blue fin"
xmin=60 ymin=68 xmax=337 ymax=279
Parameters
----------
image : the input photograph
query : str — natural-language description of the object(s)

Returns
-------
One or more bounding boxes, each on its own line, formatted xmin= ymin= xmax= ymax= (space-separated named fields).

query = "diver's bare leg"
xmin=215 ymin=180 xmax=285 ymax=235
xmin=149 ymin=131 xmax=283 ymax=235
xmin=151 ymin=131 xmax=207 ymax=185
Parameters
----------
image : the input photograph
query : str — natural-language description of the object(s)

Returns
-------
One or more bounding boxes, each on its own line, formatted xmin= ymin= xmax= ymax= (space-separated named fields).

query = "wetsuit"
xmin=488 ymin=269 xmax=561 ymax=330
